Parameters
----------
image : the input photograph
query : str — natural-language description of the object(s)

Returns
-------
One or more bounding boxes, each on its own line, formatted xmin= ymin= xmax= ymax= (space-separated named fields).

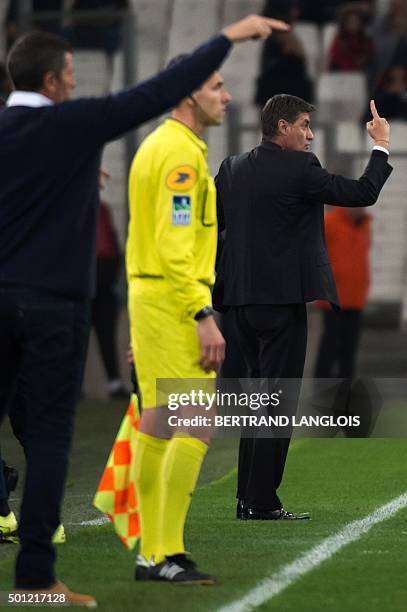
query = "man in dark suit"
xmin=214 ymin=94 xmax=392 ymax=520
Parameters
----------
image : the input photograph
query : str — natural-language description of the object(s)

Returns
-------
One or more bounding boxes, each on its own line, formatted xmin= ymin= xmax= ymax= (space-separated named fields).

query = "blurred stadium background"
xmin=1 ymin=3 xmax=407 ymax=610
xmin=1 ymin=0 xmax=406 ymax=396
xmin=2 ymin=0 xmax=406 ymax=397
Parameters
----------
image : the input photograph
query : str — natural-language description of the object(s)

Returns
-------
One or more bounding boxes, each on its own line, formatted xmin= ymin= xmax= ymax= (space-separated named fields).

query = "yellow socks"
xmin=133 ymin=432 xmax=169 ymax=561
xmin=157 ymin=437 xmax=208 ymax=560
xmin=134 ymin=433 xmax=208 ymax=563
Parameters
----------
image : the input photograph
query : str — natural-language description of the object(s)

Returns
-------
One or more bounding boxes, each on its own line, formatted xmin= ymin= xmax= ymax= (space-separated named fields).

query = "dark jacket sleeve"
xmin=213 ymin=160 xmax=228 ymax=311
xmin=303 ymin=150 xmax=393 ymax=206
xmin=56 ymin=34 xmax=232 ymax=144
xmin=215 ymin=161 xmax=227 ymax=234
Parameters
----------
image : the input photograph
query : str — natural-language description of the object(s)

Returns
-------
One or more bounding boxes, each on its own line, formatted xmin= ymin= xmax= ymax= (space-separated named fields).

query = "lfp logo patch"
xmin=172 ymin=196 xmax=191 ymax=226
xmin=166 ymin=166 xmax=197 ymax=192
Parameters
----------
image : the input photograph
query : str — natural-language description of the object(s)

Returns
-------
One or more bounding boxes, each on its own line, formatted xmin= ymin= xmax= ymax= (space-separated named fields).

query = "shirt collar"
xmin=259 ymin=139 xmax=282 ymax=151
xmin=165 ymin=118 xmax=207 ymax=155
xmin=6 ymin=91 xmax=54 ymax=108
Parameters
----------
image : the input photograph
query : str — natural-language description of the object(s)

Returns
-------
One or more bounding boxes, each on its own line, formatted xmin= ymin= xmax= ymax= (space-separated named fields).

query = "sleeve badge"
xmin=172 ymin=195 xmax=191 ymax=226
xmin=166 ymin=165 xmax=198 ymax=192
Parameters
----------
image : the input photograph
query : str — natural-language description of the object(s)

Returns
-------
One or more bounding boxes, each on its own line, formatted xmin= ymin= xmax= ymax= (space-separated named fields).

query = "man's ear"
xmin=187 ymin=94 xmax=197 ymax=107
xmin=41 ymin=70 xmax=57 ymax=95
xmin=277 ymin=119 xmax=289 ymax=134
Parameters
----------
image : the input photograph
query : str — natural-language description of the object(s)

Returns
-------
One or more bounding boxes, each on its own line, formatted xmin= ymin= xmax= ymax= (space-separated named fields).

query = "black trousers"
xmin=314 ymin=309 xmax=362 ymax=379
xmin=231 ymin=304 xmax=307 ymax=510
xmin=0 ymin=286 xmax=90 ymax=589
xmin=220 ymin=310 xmax=247 ymax=378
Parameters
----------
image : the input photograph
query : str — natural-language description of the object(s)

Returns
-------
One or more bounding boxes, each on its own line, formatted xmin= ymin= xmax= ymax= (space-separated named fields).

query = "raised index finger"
xmin=264 ymin=17 xmax=291 ymax=31
xmin=370 ymin=99 xmax=380 ymax=120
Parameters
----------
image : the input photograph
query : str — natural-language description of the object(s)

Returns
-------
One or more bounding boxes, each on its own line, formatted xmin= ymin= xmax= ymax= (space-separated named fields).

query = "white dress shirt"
xmin=7 ymin=91 xmax=54 ymax=108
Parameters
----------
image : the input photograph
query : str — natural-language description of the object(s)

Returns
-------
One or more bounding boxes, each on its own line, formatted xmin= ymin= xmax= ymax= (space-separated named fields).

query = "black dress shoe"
xmin=237 ymin=501 xmax=310 ymax=521
xmin=236 ymin=499 xmax=246 ymax=519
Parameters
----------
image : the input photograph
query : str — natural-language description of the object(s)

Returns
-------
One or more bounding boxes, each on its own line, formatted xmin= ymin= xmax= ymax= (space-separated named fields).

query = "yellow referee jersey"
xmin=126 ymin=118 xmax=217 ymax=318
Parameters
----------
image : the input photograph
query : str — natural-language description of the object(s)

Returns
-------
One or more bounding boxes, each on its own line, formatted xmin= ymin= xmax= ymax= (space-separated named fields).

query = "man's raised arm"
xmin=304 ymin=100 xmax=392 ymax=206
xmin=73 ymin=15 xmax=289 ymax=144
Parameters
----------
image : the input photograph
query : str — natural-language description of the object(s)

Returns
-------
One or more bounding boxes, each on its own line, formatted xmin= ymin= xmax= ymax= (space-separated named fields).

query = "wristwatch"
xmin=194 ymin=306 xmax=214 ymax=321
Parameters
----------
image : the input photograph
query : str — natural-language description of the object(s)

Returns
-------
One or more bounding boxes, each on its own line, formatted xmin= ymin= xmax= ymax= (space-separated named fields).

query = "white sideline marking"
xmin=218 ymin=491 xmax=407 ymax=612
xmin=75 ymin=517 xmax=109 ymax=526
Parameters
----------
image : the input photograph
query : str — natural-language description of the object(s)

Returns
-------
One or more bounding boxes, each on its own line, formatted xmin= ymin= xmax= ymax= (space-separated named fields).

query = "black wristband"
xmin=194 ymin=306 xmax=214 ymax=321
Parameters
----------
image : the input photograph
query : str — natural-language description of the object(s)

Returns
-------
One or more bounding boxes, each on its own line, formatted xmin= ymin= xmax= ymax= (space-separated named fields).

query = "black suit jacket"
xmin=213 ymin=142 xmax=392 ymax=311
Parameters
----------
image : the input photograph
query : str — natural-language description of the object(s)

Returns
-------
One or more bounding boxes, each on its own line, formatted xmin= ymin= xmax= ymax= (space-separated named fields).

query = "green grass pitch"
xmin=1 ymin=399 xmax=406 ymax=611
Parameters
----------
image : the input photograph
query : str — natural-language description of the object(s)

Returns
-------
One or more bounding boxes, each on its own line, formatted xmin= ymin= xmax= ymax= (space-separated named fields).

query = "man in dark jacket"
xmin=0 ymin=15 xmax=287 ymax=603
xmin=214 ymin=94 xmax=392 ymax=521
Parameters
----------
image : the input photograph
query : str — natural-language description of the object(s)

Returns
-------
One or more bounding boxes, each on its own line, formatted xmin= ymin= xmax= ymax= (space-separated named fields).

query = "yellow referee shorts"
xmin=128 ymin=278 xmax=215 ymax=409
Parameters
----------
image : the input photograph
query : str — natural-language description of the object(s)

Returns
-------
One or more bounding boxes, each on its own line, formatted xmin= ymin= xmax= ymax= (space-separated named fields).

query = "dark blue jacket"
xmin=0 ymin=34 xmax=231 ymax=298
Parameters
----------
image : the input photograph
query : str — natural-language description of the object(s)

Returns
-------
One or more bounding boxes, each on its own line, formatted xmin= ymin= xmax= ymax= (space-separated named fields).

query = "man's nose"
xmin=224 ymin=90 xmax=232 ymax=104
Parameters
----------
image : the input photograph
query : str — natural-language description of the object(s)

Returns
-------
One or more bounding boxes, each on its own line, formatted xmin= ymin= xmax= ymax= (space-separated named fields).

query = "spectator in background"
xmin=298 ymin=0 xmax=374 ymax=26
xmin=298 ymin=0 xmax=345 ymax=24
xmin=368 ymin=65 xmax=407 ymax=121
xmin=261 ymin=0 xmax=300 ymax=23
xmin=370 ymin=0 xmax=407 ymax=90
xmin=328 ymin=3 xmax=374 ymax=71
xmin=314 ymin=207 xmax=372 ymax=379
xmin=92 ymin=201 xmax=128 ymax=399
xmin=255 ymin=30 xmax=314 ymax=108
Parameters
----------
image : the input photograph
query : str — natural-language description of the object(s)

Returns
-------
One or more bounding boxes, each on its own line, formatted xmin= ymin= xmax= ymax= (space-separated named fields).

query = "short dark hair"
xmin=7 ymin=31 xmax=72 ymax=91
xmin=0 ymin=62 xmax=12 ymax=101
xmin=261 ymin=94 xmax=315 ymax=139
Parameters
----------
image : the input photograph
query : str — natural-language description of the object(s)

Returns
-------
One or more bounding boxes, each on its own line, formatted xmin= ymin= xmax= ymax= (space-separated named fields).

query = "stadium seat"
xmin=167 ymin=0 xmax=219 ymax=59
xmin=335 ymin=121 xmax=364 ymax=153
xmin=321 ymin=22 xmax=337 ymax=71
xmin=128 ymin=1 xmax=172 ymax=141
xmin=130 ymin=0 xmax=171 ymax=78
xmin=293 ymin=22 xmax=320 ymax=79
xmin=207 ymin=122 xmax=229 ymax=174
xmin=74 ymin=49 xmax=127 ymax=242
xmin=241 ymin=128 xmax=261 ymax=156
xmin=240 ymin=104 xmax=260 ymax=126
xmin=316 ymin=72 xmax=367 ymax=122
xmin=220 ymin=1 xmax=264 ymax=104
xmin=221 ymin=42 xmax=261 ymax=104
xmin=212 ymin=0 xmax=264 ymax=160
xmin=356 ymin=155 xmax=407 ymax=303
xmin=74 ymin=51 xmax=108 ymax=96
xmin=311 ymin=126 xmax=326 ymax=166
xmin=222 ymin=0 xmax=263 ymax=24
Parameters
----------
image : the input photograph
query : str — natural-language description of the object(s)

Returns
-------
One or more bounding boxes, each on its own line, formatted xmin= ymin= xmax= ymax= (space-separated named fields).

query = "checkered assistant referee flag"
xmin=93 ymin=393 xmax=141 ymax=549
